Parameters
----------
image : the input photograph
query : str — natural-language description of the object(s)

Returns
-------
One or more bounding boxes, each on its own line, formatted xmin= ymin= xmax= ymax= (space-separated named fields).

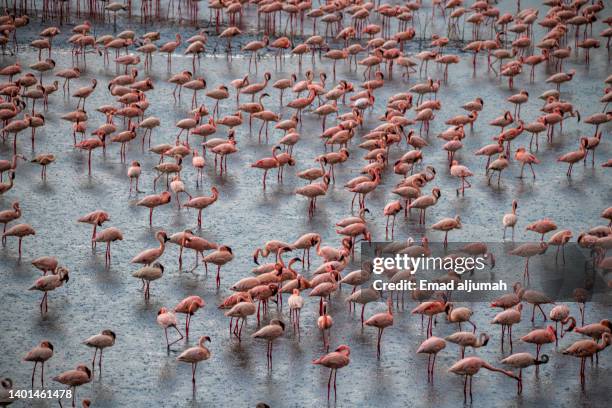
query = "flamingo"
xmin=136 ymin=192 xmax=172 ymax=226
xmin=448 ymin=357 xmax=518 ymax=403
xmin=177 ymin=335 xmax=211 ymax=390
xmin=174 ymin=296 xmax=205 ymax=339
xmin=417 ymin=336 xmax=446 ymax=383
xmin=82 ymin=330 xmax=116 ymax=378
xmin=252 ymin=319 xmax=285 ymax=370
xmin=52 ymin=365 xmax=91 ymax=408
xmin=364 ymin=297 xmax=394 ymax=358
xmin=501 ymin=353 xmax=549 ymax=394
xmin=93 ymin=227 xmax=123 ymax=267
xmin=313 ymin=345 xmax=351 ymax=402
xmin=23 ymin=341 xmax=54 ymax=388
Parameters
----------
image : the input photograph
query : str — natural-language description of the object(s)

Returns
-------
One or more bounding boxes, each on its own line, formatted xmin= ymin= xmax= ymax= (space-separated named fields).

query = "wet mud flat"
xmin=0 ymin=0 xmax=611 ymax=407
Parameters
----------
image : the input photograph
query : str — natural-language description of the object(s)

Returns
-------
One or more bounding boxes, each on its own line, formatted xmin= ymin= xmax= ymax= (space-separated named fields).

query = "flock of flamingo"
xmin=0 ymin=0 xmax=611 ymax=406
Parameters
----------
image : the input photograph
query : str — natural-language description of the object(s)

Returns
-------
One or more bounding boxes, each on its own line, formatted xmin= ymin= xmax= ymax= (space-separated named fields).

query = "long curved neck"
xmin=482 ymin=362 xmax=515 ymax=378
xmin=307 ymin=89 xmax=316 ymax=103
xmin=157 ymin=234 xmax=165 ymax=251
xmin=276 ymin=248 xmax=285 ymax=266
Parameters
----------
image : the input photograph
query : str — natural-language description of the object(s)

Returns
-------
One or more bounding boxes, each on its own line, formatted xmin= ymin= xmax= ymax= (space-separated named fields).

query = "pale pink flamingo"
xmin=501 ymin=353 xmax=549 ymax=394
xmin=558 ymin=138 xmax=588 ymax=177
xmin=3 ymin=223 xmax=35 ymax=259
xmin=225 ymin=299 xmax=256 ymax=342
xmin=28 ymin=266 xmax=69 ymax=314
xmin=184 ymin=187 xmax=219 ymax=229
xmin=492 ymin=304 xmax=522 ymax=352
xmin=549 ymin=305 xmax=572 ymax=346
xmin=93 ymin=227 xmax=124 ymax=267
xmin=521 ymin=326 xmax=556 ymax=362
xmin=131 ymin=230 xmax=169 ymax=266
xmin=23 ymin=341 xmax=54 ymax=388
xmin=563 ymin=333 xmax=611 ymax=389
xmin=503 ymin=200 xmax=518 ymax=240
xmin=31 ymin=256 xmax=58 ymax=275
xmin=136 ymin=192 xmax=172 ymax=226
xmin=409 ymin=188 xmax=441 ymax=224
xmin=446 ymin=332 xmax=490 ymax=358
xmin=0 ymin=201 xmax=20 ymax=245
xmin=448 ymin=357 xmax=518 ymax=403
xmin=52 ymin=364 xmax=91 ymax=408
xmin=127 ymin=161 xmax=142 ymax=194
xmin=318 ymin=302 xmax=334 ymax=351
xmin=432 ymin=216 xmax=462 ymax=247
xmin=132 ymin=263 xmax=164 ymax=300
xmin=365 ymin=297 xmax=394 ymax=358
xmin=78 ymin=210 xmax=110 ymax=250
xmin=296 ymin=175 xmax=330 ymax=217
xmin=446 ymin=303 xmax=477 ymax=333
xmin=157 ymin=307 xmax=184 ymax=349
xmin=288 ymin=289 xmax=304 ymax=336
xmin=83 ymin=330 xmax=116 ymax=378
xmin=252 ymin=319 xmax=285 ymax=370
xmin=202 ymin=245 xmax=234 ymax=288
xmin=313 ymin=345 xmax=351 ymax=402
xmin=417 ymin=336 xmax=446 ymax=383
xmin=174 ymin=296 xmax=205 ymax=339
xmin=177 ymin=335 xmax=211 ymax=390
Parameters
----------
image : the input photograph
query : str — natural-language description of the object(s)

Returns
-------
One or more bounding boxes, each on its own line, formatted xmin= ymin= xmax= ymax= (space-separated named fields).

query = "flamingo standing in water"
xmin=3 ymin=223 xmax=35 ymax=259
xmin=28 ymin=266 xmax=69 ymax=314
xmin=78 ymin=210 xmax=110 ymax=250
xmin=174 ymin=296 xmax=205 ymax=339
xmin=521 ymin=326 xmax=556 ymax=361
xmin=252 ymin=319 xmax=285 ymax=370
xmin=365 ymin=297 xmax=394 ymax=358
xmin=132 ymin=263 xmax=164 ymax=300
xmin=177 ymin=335 xmax=211 ymax=391
xmin=563 ymin=333 xmax=611 ymax=389
xmin=93 ymin=227 xmax=124 ymax=267
xmin=417 ymin=336 xmax=446 ymax=383
xmin=82 ymin=330 xmax=116 ymax=378
xmin=52 ymin=365 xmax=91 ymax=408
xmin=313 ymin=345 xmax=351 ymax=402
xmin=288 ymin=289 xmax=304 ymax=336
xmin=184 ymin=187 xmax=219 ymax=228
xmin=448 ymin=357 xmax=518 ymax=403
xmin=317 ymin=302 xmax=333 ymax=351
xmin=0 ymin=202 xmax=21 ymax=245
xmin=491 ymin=304 xmax=522 ymax=352
xmin=502 ymin=200 xmax=518 ymax=241
xmin=501 ymin=353 xmax=549 ymax=394
xmin=202 ymin=245 xmax=234 ymax=288
xmin=127 ymin=161 xmax=142 ymax=193
xmin=131 ymin=231 xmax=169 ymax=266
xmin=157 ymin=307 xmax=184 ymax=349
xmin=23 ymin=341 xmax=54 ymax=388
xmin=224 ymin=299 xmax=256 ymax=342
xmin=136 ymin=192 xmax=171 ymax=226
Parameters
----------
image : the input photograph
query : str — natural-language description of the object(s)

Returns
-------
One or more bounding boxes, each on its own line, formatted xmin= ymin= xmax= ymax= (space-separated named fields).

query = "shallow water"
xmin=0 ymin=0 xmax=611 ymax=407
